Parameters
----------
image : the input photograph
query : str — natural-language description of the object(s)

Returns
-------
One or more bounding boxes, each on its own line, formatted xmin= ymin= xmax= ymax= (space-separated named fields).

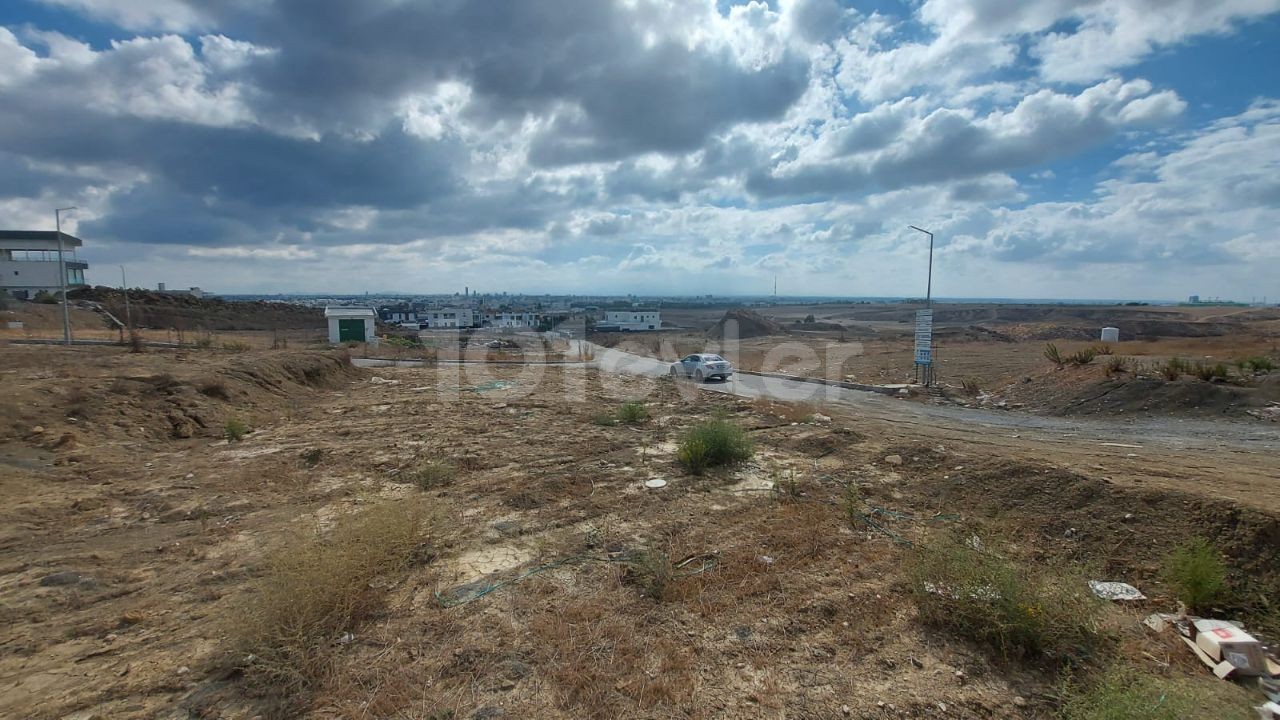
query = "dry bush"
xmin=127 ymin=330 xmax=146 ymax=353
xmin=411 ymin=459 xmax=456 ymax=490
xmin=197 ymin=378 xmax=232 ymax=400
xmin=223 ymin=340 xmax=253 ymax=352
xmin=908 ymin=533 xmax=1107 ymax=664
xmin=232 ymin=499 xmax=434 ymax=698
xmin=1066 ymin=347 xmax=1098 ymax=366
xmin=1102 ymin=356 xmax=1129 ymax=377
xmin=1160 ymin=357 xmax=1190 ymax=380
xmin=960 ymin=379 xmax=981 ymax=396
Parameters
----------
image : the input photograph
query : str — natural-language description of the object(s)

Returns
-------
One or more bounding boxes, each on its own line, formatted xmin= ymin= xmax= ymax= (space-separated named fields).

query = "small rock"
xmin=909 ymin=657 xmax=924 ymax=669
xmin=473 ymin=708 xmax=504 ymax=720
xmin=177 ymin=666 xmax=190 ymax=675
xmin=1123 ymin=513 xmax=1135 ymax=522
xmin=32 ymin=425 xmax=45 ymax=434
xmin=336 ymin=632 xmax=354 ymax=645
xmin=841 ymin=704 xmax=851 ymax=715
xmin=954 ymin=670 xmax=966 ymax=685
xmin=1064 ymin=527 xmax=1079 ymax=539
xmin=884 ymin=454 xmax=903 ymax=466
xmin=492 ymin=520 xmax=522 ymax=537
xmin=39 ymin=570 xmax=82 ymax=587
xmin=1013 ymin=696 xmax=1027 ymax=707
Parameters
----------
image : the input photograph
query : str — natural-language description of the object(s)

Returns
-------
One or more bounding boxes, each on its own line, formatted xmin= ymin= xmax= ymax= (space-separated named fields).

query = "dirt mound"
xmin=68 ymin=286 xmax=323 ymax=331
xmin=707 ymin=309 xmax=788 ymax=340
xmin=1051 ymin=375 xmax=1280 ymax=418
xmin=898 ymin=454 xmax=1280 ymax=616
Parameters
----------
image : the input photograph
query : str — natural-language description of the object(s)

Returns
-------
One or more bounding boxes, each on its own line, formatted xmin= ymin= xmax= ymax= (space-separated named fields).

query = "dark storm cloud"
xmin=240 ymin=0 xmax=808 ymax=161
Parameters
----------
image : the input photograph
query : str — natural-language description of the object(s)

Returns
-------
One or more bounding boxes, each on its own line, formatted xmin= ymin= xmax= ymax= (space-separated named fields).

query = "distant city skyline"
xmin=1 ymin=0 xmax=1277 ymax=301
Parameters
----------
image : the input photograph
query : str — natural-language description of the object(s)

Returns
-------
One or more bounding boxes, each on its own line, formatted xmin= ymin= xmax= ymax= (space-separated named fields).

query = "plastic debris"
xmin=643 ymin=478 xmax=667 ymax=489
xmin=1089 ymin=580 xmax=1146 ymax=601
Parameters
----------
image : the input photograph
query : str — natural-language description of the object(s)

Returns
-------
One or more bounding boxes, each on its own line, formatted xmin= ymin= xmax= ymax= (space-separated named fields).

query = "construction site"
xmin=1 ymin=295 xmax=1278 ymax=719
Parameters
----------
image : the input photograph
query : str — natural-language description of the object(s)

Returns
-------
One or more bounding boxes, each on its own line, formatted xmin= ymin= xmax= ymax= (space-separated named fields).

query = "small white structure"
xmin=604 ymin=310 xmax=660 ymax=331
xmin=1100 ymin=326 xmax=1120 ymax=342
xmin=325 ymin=306 xmax=378 ymax=346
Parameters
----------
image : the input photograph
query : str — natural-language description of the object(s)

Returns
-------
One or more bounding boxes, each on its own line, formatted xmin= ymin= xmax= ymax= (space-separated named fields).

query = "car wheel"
xmin=695 ymin=369 xmax=704 ymax=382
xmin=669 ymin=366 xmax=678 ymax=376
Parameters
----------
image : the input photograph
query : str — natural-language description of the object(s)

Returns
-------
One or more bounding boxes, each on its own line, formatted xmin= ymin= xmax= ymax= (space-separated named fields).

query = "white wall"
xmin=0 ymin=260 xmax=62 ymax=290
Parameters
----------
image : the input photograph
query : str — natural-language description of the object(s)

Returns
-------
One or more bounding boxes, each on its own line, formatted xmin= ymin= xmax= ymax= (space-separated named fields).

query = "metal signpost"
xmin=914 ymin=308 xmax=934 ymax=386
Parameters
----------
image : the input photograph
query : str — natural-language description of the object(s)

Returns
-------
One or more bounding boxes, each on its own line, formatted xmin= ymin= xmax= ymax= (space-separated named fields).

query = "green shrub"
xmin=1094 ymin=344 xmax=1114 ymax=356
xmin=677 ymin=419 xmax=754 ymax=474
xmin=193 ymin=334 xmax=215 ymax=349
xmin=1066 ymin=347 xmax=1098 ymax=366
xmin=384 ymin=336 xmax=420 ymax=348
xmin=908 ymin=534 xmax=1106 ymax=663
xmin=34 ymin=290 xmax=59 ymax=304
xmin=224 ymin=418 xmax=249 ymax=442
xmin=1238 ymin=356 xmax=1275 ymax=373
xmin=617 ymin=401 xmax=649 ymax=424
xmin=223 ymin=340 xmax=252 ymax=352
xmin=1044 ymin=343 xmax=1064 ymax=367
xmin=1162 ymin=538 xmax=1226 ymax=611
xmin=1060 ymin=665 xmax=1256 ymax=720
xmin=1160 ymin=358 xmax=1189 ymax=381
xmin=411 ymin=459 xmax=455 ymax=490
xmin=1192 ymin=362 xmax=1229 ymax=382
xmin=623 ymin=547 xmax=676 ymax=601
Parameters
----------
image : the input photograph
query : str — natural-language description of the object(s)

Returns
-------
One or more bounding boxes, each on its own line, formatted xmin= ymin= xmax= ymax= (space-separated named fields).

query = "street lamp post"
xmin=55 ymin=206 xmax=77 ymax=345
xmin=120 ymin=265 xmax=132 ymax=333
xmin=908 ymin=225 xmax=934 ymax=308
xmin=908 ymin=225 xmax=936 ymax=386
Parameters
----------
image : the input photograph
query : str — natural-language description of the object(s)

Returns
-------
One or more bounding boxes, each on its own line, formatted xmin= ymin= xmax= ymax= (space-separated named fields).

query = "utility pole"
xmin=908 ymin=225 xmax=936 ymax=386
xmin=120 ymin=265 xmax=132 ymax=331
xmin=55 ymin=206 xmax=77 ymax=345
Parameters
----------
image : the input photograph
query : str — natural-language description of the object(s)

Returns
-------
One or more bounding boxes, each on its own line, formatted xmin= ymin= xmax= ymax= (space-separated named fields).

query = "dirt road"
xmin=585 ymin=342 xmax=1280 ymax=510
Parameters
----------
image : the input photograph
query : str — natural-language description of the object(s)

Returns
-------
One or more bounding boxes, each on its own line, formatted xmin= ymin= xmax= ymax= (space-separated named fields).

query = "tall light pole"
xmin=55 ymin=206 xmax=77 ymax=345
xmin=908 ymin=225 xmax=936 ymax=386
xmin=908 ymin=225 xmax=934 ymax=307
xmin=120 ymin=265 xmax=132 ymax=331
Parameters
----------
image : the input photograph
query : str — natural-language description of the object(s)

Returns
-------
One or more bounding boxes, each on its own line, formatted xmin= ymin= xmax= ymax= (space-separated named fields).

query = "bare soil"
xmin=0 ymin=345 xmax=1276 ymax=719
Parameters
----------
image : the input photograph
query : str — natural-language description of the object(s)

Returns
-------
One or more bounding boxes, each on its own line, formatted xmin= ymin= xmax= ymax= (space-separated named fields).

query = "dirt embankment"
xmin=68 ymin=286 xmax=324 ymax=331
xmin=0 ymin=348 xmax=358 ymax=445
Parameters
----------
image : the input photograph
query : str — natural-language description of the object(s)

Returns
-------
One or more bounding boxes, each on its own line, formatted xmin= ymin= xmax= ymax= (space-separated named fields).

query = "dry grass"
xmin=410 ymin=458 xmax=456 ymax=490
xmin=231 ymin=499 xmax=436 ymax=702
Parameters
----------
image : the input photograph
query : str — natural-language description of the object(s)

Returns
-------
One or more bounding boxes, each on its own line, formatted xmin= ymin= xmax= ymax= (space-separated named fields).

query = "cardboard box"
xmin=1193 ymin=619 xmax=1268 ymax=676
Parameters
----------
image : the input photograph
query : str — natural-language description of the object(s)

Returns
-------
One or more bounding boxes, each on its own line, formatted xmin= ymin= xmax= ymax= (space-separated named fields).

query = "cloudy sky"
xmin=1 ymin=0 xmax=1278 ymax=300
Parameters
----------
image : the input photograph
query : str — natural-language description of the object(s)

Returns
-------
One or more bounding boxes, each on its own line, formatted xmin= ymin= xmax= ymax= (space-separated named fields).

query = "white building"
xmin=484 ymin=311 xmax=540 ymax=328
xmin=603 ymin=310 xmax=660 ymax=331
xmin=325 ymin=306 xmax=378 ymax=346
xmin=421 ymin=308 xmax=474 ymax=329
xmin=1 ymin=230 xmax=88 ymax=300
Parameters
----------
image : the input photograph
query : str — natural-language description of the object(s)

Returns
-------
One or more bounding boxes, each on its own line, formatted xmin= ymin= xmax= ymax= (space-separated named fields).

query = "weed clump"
xmin=1192 ymin=361 xmax=1229 ymax=382
xmin=1060 ymin=665 xmax=1255 ymax=720
xmin=677 ymin=419 xmax=754 ymax=474
xmin=1238 ymin=356 xmax=1275 ymax=373
xmin=1066 ymin=347 xmax=1098 ymax=366
xmin=411 ymin=459 xmax=456 ymax=490
xmin=1160 ymin=357 xmax=1190 ymax=381
xmin=224 ymin=418 xmax=249 ymax=442
xmin=624 ymin=547 xmax=676 ymax=601
xmin=223 ymin=340 xmax=252 ymax=352
xmin=1044 ymin=343 xmax=1064 ymax=368
xmin=1102 ymin=356 xmax=1129 ymax=377
xmin=907 ymin=534 xmax=1106 ymax=663
xmin=1162 ymin=537 xmax=1226 ymax=611
xmin=233 ymin=500 xmax=431 ymax=695
xmin=618 ymin=400 xmax=649 ymax=424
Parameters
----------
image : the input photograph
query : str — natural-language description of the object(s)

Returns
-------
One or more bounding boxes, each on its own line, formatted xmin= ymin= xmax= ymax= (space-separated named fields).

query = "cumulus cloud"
xmin=0 ymin=0 xmax=1275 ymax=298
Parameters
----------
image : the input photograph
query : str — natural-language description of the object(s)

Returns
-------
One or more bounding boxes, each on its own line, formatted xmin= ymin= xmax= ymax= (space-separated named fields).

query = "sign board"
xmin=913 ymin=309 xmax=933 ymax=366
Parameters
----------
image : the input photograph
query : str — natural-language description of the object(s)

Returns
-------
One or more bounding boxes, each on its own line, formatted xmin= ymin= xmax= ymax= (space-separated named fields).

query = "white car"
xmin=670 ymin=353 xmax=734 ymax=382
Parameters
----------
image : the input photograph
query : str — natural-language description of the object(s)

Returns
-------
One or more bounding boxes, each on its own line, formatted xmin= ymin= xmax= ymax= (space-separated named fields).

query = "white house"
xmin=484 ymin=311 xmax=540 ymax=328
xmin=421 ymin=308 xmax=474 ymax=329
xmin=603 ymin=310 xmax=660 ymax=331
xmin=325 ymin=306 xmax=378 ymax=346
xmin=1 ymin=230 xmax=89 ymax=300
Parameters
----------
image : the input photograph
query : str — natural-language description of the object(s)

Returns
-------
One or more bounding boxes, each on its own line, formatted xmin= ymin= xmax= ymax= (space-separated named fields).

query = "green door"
xmin=338 ymin=318 xmax=365 ymax=342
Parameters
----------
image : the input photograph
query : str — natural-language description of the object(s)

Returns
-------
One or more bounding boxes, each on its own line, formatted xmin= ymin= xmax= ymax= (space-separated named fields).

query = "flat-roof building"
xmin=0 ymin=230 xmax=88 ymax=300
